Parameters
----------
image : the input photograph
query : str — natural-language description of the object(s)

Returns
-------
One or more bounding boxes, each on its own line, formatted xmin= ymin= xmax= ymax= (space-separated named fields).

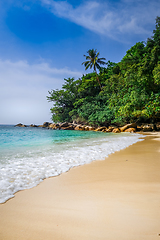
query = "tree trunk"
xmin=95 ymin=70 xmax=102 ymax=90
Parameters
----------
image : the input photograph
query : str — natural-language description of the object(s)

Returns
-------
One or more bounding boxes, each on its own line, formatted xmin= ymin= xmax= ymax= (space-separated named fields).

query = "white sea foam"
xmin=0 ymin=131 xmax=144 ymax=203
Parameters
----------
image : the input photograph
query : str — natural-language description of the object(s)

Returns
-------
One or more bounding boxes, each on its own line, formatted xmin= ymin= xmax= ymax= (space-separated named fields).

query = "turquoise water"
xmin=0 ymin=125 xmax=143 ymax=203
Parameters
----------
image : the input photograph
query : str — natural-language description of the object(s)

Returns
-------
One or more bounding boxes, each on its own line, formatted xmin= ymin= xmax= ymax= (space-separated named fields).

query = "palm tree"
xmin=82 ymin=49 xmax=106 ymax=90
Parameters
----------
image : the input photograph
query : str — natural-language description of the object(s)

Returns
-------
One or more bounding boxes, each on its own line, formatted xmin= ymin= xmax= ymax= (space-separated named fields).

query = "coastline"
xmin=0 ymin=132 xmax=160 ymax=240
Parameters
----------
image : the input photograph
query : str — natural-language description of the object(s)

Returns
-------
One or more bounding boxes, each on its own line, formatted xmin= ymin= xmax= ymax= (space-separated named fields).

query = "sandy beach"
xmin=0 ymin=132 xmax=160 ymax=240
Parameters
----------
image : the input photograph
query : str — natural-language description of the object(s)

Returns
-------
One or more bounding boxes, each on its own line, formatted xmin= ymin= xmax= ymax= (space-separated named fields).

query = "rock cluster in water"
xmin=14 ymin=122 xmax=160 ymax=133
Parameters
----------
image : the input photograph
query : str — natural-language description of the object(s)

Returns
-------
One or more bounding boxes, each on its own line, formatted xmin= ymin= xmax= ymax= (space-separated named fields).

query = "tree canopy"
xmin=47 ymin=17 xmax=160 ymax=126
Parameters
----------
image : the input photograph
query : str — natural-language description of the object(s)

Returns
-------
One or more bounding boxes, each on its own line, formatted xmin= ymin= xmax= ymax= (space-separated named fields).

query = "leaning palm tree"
xmin=82 ymin=49 xmax=106 ymax=90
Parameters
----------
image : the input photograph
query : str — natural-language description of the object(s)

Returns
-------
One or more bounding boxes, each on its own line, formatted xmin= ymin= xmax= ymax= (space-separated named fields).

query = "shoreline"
xmin=0 ymin=129 xmax=143 ymax=204
xmin=0 ymin=132 xmax=160 ymax=239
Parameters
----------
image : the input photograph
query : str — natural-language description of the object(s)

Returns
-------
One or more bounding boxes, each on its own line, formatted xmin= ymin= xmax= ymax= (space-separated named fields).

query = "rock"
xmin=105 ymin=126 xmax=114 ymax=132
xmin=120 ymin=123 xmax=137 ymax=132
xmin=88 ymin=126 xmax=95 ymax=131
xmin=84 ymin=126 xmax=89 ymax=131
xmin=42 ymin=122 xmax=50 ymax=127
xmin=15 ymin=123 xmax=27 ymax=127
xmin=72 ymin=120 xmax=77 ymax=124
xmin=84 ymin=126 xmax=95 ymax=131
xmin=156 ymin=123 xmax=160 ymax=131
xmin=136 ymin=126 xmax=142 ymax=131
xmin=95 ymin=126 xmax=107 ymax=132
xmin=48 ymin=123 xmax=60 ymax=129
xmin=112 ymin=128 xmax=121 ymax=133
xmin=30 ymin=124 xmax=38 ymax=127
xmin=60 ymin=122 xmax=70 ymax=128
xmin=15 ymin=123 xmax=23 ymax=127
xmin=48 ymin=123 xmax=56 ymax=129
xmin=74 ymin=125 xmax=85 ymax=131
xmin=51 ymin=124 xmax=60 ymax=130
xmin=102 ymin=129 xmax=107 ymax=132
xmin=125 ymin=128 xmax=136 ymax=133
xmin=106 ymin=129 xmax=112 ymax=132
xmin=38 ymin=122 xmax=54 ymax=128
xmin=74 ymin=125 xmax=80 ymax=130
xmin=61 ymin=126 xmax=74 ymax=130
xmin=141 ymin=124 xmax=154 ymax=132
xmin=109 ymin=126 xmax=115 ymax=131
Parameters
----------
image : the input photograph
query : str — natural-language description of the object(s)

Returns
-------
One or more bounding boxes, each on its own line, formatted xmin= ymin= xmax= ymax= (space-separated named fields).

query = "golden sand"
xmin=0 ymin=133 xmax=160 ymax=240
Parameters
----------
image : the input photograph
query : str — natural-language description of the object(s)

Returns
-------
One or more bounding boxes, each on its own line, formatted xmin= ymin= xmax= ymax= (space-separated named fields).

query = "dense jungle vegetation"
xmin=47 ymin=17 xmax=160 ymax=126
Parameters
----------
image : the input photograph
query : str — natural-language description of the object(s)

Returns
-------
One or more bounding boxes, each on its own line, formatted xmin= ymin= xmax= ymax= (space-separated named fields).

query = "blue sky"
xmin=0 ymin=0 xmax=159 ymax=124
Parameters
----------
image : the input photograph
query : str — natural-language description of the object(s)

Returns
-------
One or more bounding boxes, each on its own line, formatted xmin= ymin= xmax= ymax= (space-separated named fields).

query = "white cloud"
xmin=0 ymin=59 xmax=82 ymax=125
xmin=40 ymin=0 xmax=160 ymax=41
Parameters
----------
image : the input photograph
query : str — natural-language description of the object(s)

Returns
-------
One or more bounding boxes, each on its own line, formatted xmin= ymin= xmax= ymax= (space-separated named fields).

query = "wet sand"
xmin=0 ymin=133 xmax=160 ymax=240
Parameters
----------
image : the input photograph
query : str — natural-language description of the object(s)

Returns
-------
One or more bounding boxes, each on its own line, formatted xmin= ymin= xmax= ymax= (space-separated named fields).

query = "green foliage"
xmin=47 ymin=17 xmax=160 ymax=125
xmin=153 ymin=62 xmax=160 ymax=85
xmin=47 ymin=78 xmax=81 ymax=122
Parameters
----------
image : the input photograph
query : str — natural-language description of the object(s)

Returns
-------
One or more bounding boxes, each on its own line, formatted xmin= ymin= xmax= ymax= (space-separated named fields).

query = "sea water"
xmin=0 ymin=125 xmax=143 ymax=203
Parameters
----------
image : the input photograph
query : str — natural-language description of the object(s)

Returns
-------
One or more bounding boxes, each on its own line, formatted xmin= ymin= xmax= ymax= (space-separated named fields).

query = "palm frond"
xmin=98 ymin=57 xmax=106 ymax=61
xmin=85 ymin=64 xmax=91 ymax=70
xmin=86 ymin=56 xmax=91 ymax=60
xmin=88 ymin=49 xmax=97 ymax=58
xmin=82 ymin=61 xmax=91 ymax=70
xmin=95 ymin=62 xmax=101 ymax=70
xmin=90 ymin=62 xmax=94 ymax=69
xmin=97 ymin=60 xmax=106 ymax=65
xmin=96 ymin=52 xmax=100 ymax=58
xmin=82 ymin=60 xmax=89 ymax=65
